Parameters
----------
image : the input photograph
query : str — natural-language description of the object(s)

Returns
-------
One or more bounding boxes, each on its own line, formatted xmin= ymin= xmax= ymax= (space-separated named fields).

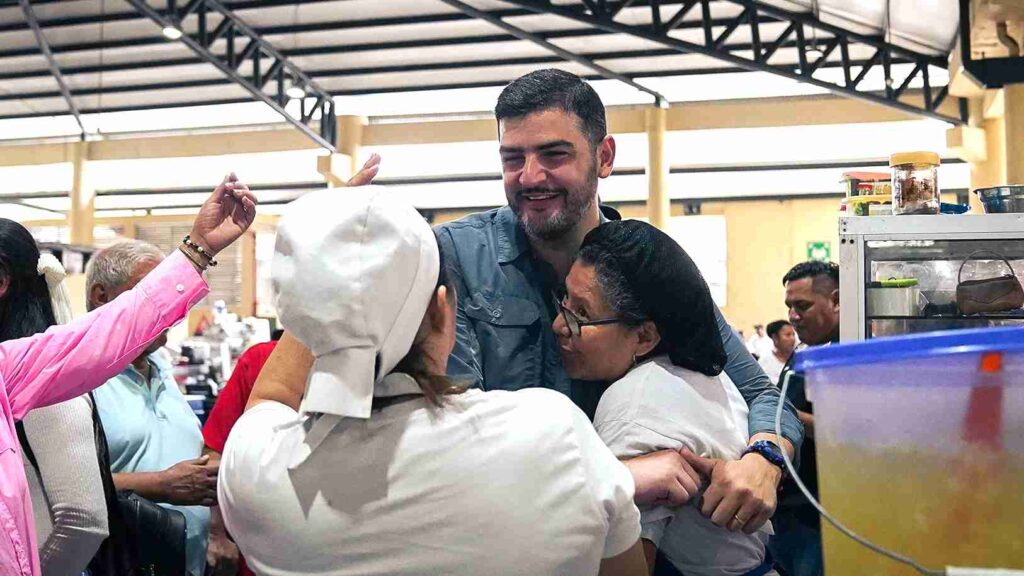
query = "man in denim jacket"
xmin=436 ymin=69 xmax=803 ymax=537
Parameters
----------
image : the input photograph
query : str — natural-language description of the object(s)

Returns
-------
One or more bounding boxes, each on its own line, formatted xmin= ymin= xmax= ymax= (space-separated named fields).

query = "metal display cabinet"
xmin=839 ymin=214 xmax=1024 ymax=341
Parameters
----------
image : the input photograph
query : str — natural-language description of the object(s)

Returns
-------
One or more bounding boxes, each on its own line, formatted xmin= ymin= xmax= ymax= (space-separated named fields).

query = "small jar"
xmin=890 ymin=151 xmax=940 ymax=215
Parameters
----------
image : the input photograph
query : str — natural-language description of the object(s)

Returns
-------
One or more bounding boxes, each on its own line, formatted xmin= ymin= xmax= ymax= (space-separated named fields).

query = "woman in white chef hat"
xmin=217 ymin=187 xmax=646 ymax=576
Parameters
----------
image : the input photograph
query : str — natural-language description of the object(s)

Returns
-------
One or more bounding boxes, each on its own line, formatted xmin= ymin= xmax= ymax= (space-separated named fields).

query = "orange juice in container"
xmin=794 ymin=327 xmax=1024 ymax=575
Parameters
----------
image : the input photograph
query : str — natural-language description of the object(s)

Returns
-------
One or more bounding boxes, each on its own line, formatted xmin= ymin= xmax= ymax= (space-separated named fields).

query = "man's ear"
xmin=88 ymin=283 xmax=109 ymax=309
xmin=597 ymin=135 xmax=616 ymax=179
xmin=635 ymin=320 xmax=661 ymax=358
xmin=830 ymin=288 xmax=840 ymax=311
xmin=428 ymin=285 xmax=452 ymax=333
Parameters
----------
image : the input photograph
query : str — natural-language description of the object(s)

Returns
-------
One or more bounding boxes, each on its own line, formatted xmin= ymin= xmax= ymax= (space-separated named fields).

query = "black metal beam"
xmin=18 ymin=0 xmax=86 ymax=137
xmin=0 ymin=41 xmax=904 ymax=104
xmin=0 ymin=56 xmax=925 ymax=121
xmin=0 ymin=0 xmax=339 ymax=33
xmin=124 ymin=0 xmax=336 ymax=150
xmin=498 ymin=0 xmax=964 ymax=124
xmin=439 ymin=0 xmax=667 ymax=106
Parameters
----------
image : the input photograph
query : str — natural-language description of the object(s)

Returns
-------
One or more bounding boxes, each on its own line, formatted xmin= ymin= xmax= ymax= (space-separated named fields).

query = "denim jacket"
xmin=435 ymin=206 xmax=803 ymax=448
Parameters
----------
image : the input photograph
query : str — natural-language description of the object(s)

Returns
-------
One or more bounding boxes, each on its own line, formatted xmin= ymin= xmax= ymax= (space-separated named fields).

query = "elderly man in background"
xmin=87 ymin=241 xmax=218 ymax=576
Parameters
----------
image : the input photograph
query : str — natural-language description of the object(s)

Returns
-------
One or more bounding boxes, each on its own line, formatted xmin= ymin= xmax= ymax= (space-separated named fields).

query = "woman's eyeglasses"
xmin=558 ymin=298 xmax=625 ymax=338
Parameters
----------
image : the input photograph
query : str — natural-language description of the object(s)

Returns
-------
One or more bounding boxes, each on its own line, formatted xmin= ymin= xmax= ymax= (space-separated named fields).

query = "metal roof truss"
xmin=501 ymin=0 xmax=965 ymax=124
xmin=124 ymin=0 xmax=338 ymax=150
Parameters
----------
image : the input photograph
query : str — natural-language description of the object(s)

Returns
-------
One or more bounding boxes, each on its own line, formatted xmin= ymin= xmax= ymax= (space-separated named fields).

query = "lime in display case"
xmin=838 ymin=214 xmax=1024 ymax=341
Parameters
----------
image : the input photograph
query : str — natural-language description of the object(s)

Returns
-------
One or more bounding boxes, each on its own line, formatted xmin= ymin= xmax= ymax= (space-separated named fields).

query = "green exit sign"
xmin=807 ymin=242 xmax=831 ymax=262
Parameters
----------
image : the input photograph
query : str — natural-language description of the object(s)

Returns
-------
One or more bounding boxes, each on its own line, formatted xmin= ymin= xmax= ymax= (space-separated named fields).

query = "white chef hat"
xmin=271 ymin=186 xmax=439 ymax=419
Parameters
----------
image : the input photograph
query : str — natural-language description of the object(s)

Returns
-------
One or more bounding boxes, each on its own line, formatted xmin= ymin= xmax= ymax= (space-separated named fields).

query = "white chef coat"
xmin=593 ymin=356 xmax=773 ymax=576
xmin=219 ymin=373 xmax=641 ymax=576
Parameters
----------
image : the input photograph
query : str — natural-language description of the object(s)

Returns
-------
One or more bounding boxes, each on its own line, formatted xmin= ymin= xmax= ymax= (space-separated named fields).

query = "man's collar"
xmin=599 ymin=203 xmax=621 ymax=223
xmin=495 ymin=202 xmax=621 ymax=264
xmin=122 ymin=351 xmax=169 ymax=383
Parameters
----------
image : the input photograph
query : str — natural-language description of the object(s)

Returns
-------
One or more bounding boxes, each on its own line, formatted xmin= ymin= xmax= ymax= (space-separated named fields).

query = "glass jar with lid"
xmin=890 ymin=151 xmax=940 ymax=215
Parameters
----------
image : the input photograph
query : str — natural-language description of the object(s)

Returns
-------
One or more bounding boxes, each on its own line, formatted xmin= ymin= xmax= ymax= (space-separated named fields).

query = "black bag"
xmin=115 ymin=491 xmax=188 ymax=576
xmin=956 ymin=250 xmax=1024 ymax=315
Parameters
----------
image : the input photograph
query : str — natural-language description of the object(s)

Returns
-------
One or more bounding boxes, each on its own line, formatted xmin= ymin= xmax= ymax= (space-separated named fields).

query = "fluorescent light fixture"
xmin=285 ymin=81 xmax=306 ymax=100
xmin=162 ymin=26 xmax=183 ymax=40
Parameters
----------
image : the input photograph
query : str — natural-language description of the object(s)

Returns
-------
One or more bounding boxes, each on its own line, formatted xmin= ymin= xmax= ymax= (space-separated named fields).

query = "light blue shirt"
xmin=93 ymin=352 xmax=209 ymax=576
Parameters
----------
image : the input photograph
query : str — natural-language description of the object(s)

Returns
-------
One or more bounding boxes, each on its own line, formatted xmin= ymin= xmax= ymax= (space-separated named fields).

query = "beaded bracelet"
xmin=178 ymin=245 xmax=208 ymax=271
xmin=182 ymin=235 xmax=218 ymax=267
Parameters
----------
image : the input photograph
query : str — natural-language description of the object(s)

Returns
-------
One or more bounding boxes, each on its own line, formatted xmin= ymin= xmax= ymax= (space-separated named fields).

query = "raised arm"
xmin=714 ymin=304 xmax=803 ymax=449
xmin=1 ymin=251 xmax=206 ymax=419
xmin=0 ymin=175 xmax=256 ymax=420
xmin=245 ymin=332 xmax=314 ymax=412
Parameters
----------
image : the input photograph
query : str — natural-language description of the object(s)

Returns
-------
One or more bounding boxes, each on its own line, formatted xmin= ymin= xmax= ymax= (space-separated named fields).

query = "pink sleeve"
xmin=0 ymin=250 xmax=208 ymax=420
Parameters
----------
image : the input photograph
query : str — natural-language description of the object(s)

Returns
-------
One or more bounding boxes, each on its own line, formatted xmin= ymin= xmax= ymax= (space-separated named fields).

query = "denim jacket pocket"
xmin=464 ymin=294 xmax=542 ymax=390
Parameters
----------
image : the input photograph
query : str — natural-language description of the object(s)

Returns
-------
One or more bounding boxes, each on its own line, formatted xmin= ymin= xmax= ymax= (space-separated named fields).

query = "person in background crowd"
xmin=0 ymin=176 xmax=255 ymax=576
xmin=745 ymin=325 xmax=773 ymax=361
xmin=88 ymin=241 xmax=218 ymax=576
xmin=434 ymin=69 xmax=803 ymax=541
xmin=219 ymin=188 xmax=646 ymax=575
xmin=768 ymin=261 xmax=840 ymax=576
xmin=758 ymin=320 xmax=796 ymax=385
xmin=558 ymin=220 xmax=781 ymax=576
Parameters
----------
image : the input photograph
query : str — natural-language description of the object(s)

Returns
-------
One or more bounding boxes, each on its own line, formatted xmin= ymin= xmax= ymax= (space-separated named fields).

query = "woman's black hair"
xmin=577 ymin=220 xmax=727 ymax=377
xmin=0 ymin=218 xmax=56 ymax=344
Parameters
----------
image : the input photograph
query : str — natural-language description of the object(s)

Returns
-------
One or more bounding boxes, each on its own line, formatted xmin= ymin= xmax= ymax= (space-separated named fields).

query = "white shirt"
xmin=219 ymin=373 xmax=640 ymax=576
xmin=593 ymin=357 xmax=772 ymax=576
xmin=758 ymin=351 xmax=788 ymax=385
xmin=747 ymin=335 xmax=774 ymax=360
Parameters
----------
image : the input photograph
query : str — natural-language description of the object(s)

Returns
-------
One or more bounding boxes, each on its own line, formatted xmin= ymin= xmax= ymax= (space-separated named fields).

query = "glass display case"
xmin=838 ymin=214 xmax=1024 ymax=341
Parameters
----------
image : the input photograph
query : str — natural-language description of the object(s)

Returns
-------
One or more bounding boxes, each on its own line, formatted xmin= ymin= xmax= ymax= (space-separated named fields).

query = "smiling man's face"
xmin=498 ymin=108 xmax=607 ymax=241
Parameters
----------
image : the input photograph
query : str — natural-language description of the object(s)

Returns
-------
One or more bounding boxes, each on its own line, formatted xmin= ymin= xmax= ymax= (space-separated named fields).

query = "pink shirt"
xmin=0 ymin=251 xmax=208 ymax=576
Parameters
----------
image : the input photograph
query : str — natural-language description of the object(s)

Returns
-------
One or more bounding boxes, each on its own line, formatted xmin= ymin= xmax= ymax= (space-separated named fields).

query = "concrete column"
xmin=316 ymin=153 xmax=353 ymax=188
xmin=338 ymin=115 xmax=366 ymax=178
xmin=955 ymin=96 xmax=1005 ymax=214
xmin=238 ymin=231 xmax=257 ymax=317
xmin=69 ymin=142 xmax=94 ymax=245
xmin=645 ymin=106 xmax=670 ymax=230
xmin=1003 ymin=84 xmax=1024 ymax=185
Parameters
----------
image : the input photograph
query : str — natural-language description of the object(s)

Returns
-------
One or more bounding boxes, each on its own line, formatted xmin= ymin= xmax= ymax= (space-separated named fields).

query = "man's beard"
xmin=511 ymin=169 xmax=598 ymax=242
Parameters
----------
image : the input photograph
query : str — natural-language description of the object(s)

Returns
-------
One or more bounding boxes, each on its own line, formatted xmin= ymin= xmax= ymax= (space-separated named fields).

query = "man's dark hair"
xmin=766 ymin=320 xmax=791 ymax=339
xmin=495 ymin=69 xmax=607 ymax=145
xmin=782 ymin=260 xmax=840 ymax=294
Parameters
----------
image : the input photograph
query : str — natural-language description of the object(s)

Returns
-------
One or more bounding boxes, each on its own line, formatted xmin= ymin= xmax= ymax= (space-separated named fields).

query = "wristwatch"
xmin=742 ymin=440 xmax=788 ymax=479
